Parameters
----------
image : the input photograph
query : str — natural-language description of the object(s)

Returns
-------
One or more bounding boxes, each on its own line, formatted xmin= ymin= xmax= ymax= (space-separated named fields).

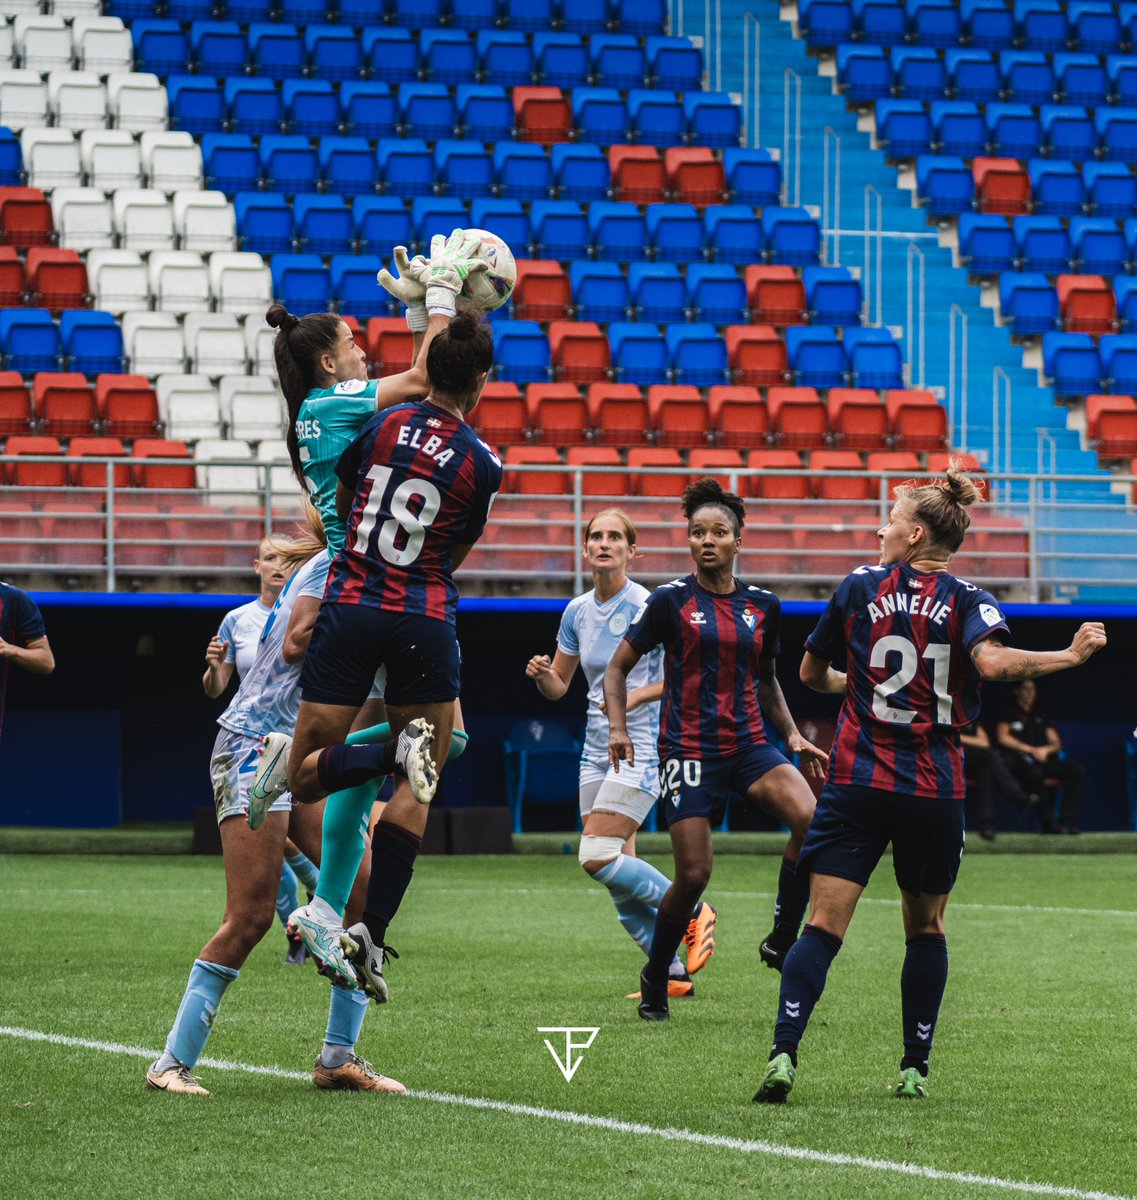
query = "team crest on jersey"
xmin=689 ymin=611 xmax=706 ymax=625
xmin=608 ymin=612 xmax=629 ymax=637
xmin=979 ymin=603 xmax=1003 ymax=626
xmin=741 ymin=607 xmax=756 ymax=630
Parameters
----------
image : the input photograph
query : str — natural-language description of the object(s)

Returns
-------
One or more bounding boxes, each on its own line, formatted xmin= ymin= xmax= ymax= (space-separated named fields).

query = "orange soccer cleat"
xmin=684 ymin=902 xmax=718 ymax=975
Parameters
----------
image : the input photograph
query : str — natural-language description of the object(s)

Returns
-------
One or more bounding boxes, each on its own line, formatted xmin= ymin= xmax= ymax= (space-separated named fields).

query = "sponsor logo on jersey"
xmin=979 ymin=603 xmax=1003 ymax=626
xmin=333 ymin=378 xmax=369 ymax=394
xmin=689 ymin=611 xmax=706 ymax=625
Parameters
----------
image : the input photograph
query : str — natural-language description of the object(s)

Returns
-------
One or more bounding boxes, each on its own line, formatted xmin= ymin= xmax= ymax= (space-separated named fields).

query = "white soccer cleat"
xmin=287 ymin=903 xmax=357 ymax=990
xmin=394 ymin=720 xmax=437 ymax=805
xmin=248 ymin=731 xmax=292 ymax=829
xmin=340 ymin=923 xmax=397 ymax=1005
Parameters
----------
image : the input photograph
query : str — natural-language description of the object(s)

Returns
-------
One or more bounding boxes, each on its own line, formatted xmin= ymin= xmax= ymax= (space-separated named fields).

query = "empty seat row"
xmin=0 ymin=308 xmax=122 ymax=373
xmin=0 ymin=71 xmax=166 ymax=133
xmin=0 ymin=370 xmax=159 ymax=437
xmin=917 ymin=154 xmax=1038 ymax=216
xmin=1085 ymin=392 xmax=1137 ymax=457
xmin=1001 ymin=267 xmax=1137 ymax=336
xmin=1042 ymin=331 xmax=1137 ymax=397
xmin=0 ymin=246 xmax=89 ymax=309
xmin=14 ymin=129 xmax=203 ymax=191
xmin=0 ymin=16 xmax=134 ymax=78
xmin=960 ymin=212 xmax=1137 ymax=275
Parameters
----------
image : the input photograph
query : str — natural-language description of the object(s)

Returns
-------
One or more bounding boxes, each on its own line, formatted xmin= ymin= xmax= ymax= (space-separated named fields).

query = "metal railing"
xmin=783 ymin=67 xmax=802 ymax=207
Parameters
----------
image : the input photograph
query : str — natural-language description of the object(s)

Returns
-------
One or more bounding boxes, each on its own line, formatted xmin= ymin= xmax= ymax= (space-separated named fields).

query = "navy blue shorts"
xmin=660 ymin=742 xmax=791 ymax=829
xmin=798 ymin=782 xmax=965 ymax=897
xmin=299 ymin=603 xmax=461 ymax=708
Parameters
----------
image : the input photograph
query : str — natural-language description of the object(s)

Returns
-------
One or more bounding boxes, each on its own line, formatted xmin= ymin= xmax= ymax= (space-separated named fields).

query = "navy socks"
xmin=900 ymin=932 xmax=949 ymax=1075
xmin=317 ymin=742 xmax=397 ymax=793
xmin=362 ymin=821 xmax=422 ymax=945
xmin=770 ymin=855 xmax=811 ymax=949
xmin=772 ymin=923 xmax=843 ymax=1061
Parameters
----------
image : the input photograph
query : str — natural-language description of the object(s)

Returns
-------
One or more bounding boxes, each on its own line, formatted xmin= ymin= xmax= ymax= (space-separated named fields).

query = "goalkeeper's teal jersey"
xmin=294 ymin=378 xmax=380 ymax=554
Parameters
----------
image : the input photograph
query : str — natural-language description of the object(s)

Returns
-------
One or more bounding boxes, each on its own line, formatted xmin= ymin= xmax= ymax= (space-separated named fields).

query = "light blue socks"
xmin=161 ymin=959 xmax=239 ymax=1069
xmin=592 ymin=853 xmax=683 ymax=970
xmin=275 ymin=862 xmax=300 ymax=930
xmin=285 ymin=848 xmax=320 ymax=895
xmin=320 ymin=985 xmax=371 ymax=1068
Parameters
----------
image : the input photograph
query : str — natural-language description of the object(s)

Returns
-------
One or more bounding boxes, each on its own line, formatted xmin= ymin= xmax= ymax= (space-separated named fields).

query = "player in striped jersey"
xmin=753 ymin=463 xmax=1106 ymax=1104
xmin=604 ymin=478 xmax=828 ymax=1021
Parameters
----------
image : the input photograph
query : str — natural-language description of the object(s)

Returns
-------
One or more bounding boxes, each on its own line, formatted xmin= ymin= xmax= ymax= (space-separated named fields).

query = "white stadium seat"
xmin=51 ymin=186 xmax=114 ymax=252
xmin=80 ymin=129 xmax=142 ymax=190
xmin=256 ymin=438 xmax=295 ymax=498
xmin=164 ymin=388 xmax=226 ymax=444
xmin=124 ymin=311 xmax=186 ymax=377
xmin=231 ymin=390 xmax=286 ymax=444
xmin=210 ymin=252 xmax=272 ymax=316
xmin=86 ymin=248 xmax=150 ymax=315
xmin=4 ymin=0 xmax=44 ymax=13
xmin=0 ymin=71 xmax=49 ymax=132
xmin=220 ymin=373 xmax=278 ymax=425
xmin=148 ymin=249 xmax=212 ymax=315
xmin=173 ymin=190 xmax=237 ymax=253
xmin=156 ymin=372 xmax=218 ymax=419
xmin=243 ymin=313 xmax=278 ymax=376
xmin=196 ymin=440 xmax=263 ymax=507
xmin=113 ymin=188 xmax=176 ymax=252
xmin=20 ymin=128 xmax=82 ymax=190
xmin=185 ymin=313 xmax=248 ymax=375
xmin=47 ymin=71 xmax=108 ymax=132
xmin=14 ymin=16 xmax=73 ymax=73
xmin=55 ymin=0 xmax=106 ymax=17
xmin=0 ymin=25 xmax=15 ymax=71
xmin=140 ymin=131 xmax=203 ymax=192
xmin=107 ymin=73 xmax=168 ymax=134
xmin=72 ymin=17 xmax=133 ymax=76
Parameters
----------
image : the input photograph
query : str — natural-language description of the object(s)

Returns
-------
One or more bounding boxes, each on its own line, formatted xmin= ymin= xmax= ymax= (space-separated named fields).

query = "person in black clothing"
xmin=0 ymin=580 xmax=54 ymax=744
xmin=995 ymin=680 xmax=1085 ymax=834
xmin=960 ymin=721 xmax=1050 ymax=839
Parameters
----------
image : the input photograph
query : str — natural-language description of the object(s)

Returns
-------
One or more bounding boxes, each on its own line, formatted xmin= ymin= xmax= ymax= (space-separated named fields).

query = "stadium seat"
xmin=628 ymin=89 xmax=685 ymax=148
xmin=572 ymin=89 xmax=629 ymax=147
xmin=876 ymin=100 xmax=933 ymax=160
xmin=1085 ymin=394 xmax=1137 ymax=460
xmin=1100 ymin=335 xmax=1137 ymax=395
xmin=893 ymin=46 xmax=947 ymax=101
xmin=527 ymin=383 xmax=589 ymax=447
xmin=259 ymin=134 xmax=318 ymax=195
xmin=291 ymin=195 xmax=350 ymax=257
xmin=838 ymin=45 xmax=892 ymax=104
xmin=705 ymin=204 xmax=763 ymax=266
xmin=811 ymin=450 xmax=872 ymax=501
xmin=185 ymin=313 xmax=247 ymax=376
xmin=958 ymin=214 xmax=1014 ymax=276
xmin=1107 ymin=55 xmax=1137 ymax=107
xmin=646 ymin=203 xmax=704 ymax=263
xmin=1042 ymin=332 xmax=1102 ymax=398
xmin=687 ymin=263 xmax=748 ymax=326
xmin=1096 ymin=109 xmax=1137 ymax=162
xmin=68 ymin=435 xmax=130 ymax=490
xmin=132 ymin=20 xmax=190 ymax=76
xmin=494 ymin=320 xmax=551 ymax=385
xmin=74 ymin=17 xmax=134 ymax=77
xmin=86 ymin=248 xmax=147 ymax=316
xmin=35 ymin=372 xmax=97 ymax=437
xmin=565 ymin=446 xmax=628 ymax=496
xmin=142 ymin=131 xmax=203 ymax=192
xmin=168 ymin=75 xmax=223 ymax=135
xmin=1041 ymin=104 xmax=1095 ymax=163
xmin=910 ymin=0 xmax=963 ymax=47
xmin=945 ymin=48 xmax=1000 ymax=104
xmin=885 ymin=388 xmax=947 ymax=451
xmin=786 ymin=325 xmax=847 ymax=389
xmin=1070 ymin=1 xmax=1121 ymax=55
xmin=746 ymin=266 xmax=807 ymax=327
xmin=743 ymin=449 xmax=808 ymax=499
xmin=99 ymin=374 xmax=159 ymax=438
xmin=192 ymin=22 xmax=246 ymax=79
xmin=986 ymin=103 xmax=1042 ymax=161
xmin=209 ymin=251 xmax=272 ymax=316
xmin=723 ymin=148 xmax=780 ymax=208
xmin=627 ymin=447 xmax=687 ymax=498
xmin=512 ymin=87 xmax=571 ymax=144
xmin=684 ymin=93 xmax=741 ymax=148
xmin=513 ymin=261 xmax=571 ymax=322
xmin=627 ymin=262 xmax=685 ymax=324
xmin=248 ymin=22 xmax=304 ymax=83
xmin=551 ymin=143 xmax=609 ymax=203
xmin=798 ymin=0 xmax=854 ymax=48
xmin=0 ymin=371 xmax=33 ymax=435
xmin=149 ymin=250 xmax=212 ymax=315
xmin=1084 ymin=162 xmax=1137 ymax=221
xmin=646 ymin=385 xmax=710 ymax=449
xmin=470 ymin=198 xmax=531 ymax=260
xmin=763 ymin=207 xmax=821 ymax=267
xmin=307 ymin=25 xmax=364 ymax=82
xmin=364 ymin=27 xmax=419 ymax=84
xmin=174 ymin=190 xmax=236 ymax=255
xmin=828 ymin=387 xmax=889 ymax=450
xmin=225 ymin=377 xmax=283 ymax=443
xmin=78 ymin=131 xmax=140 ymax=193
xmin=766 ymin=386 xmax=827 ymax=452
xmin=610 ymin=323 xmax=669 ymax=386
xmin=591 ymin=34 xmax=647 ymax=89
xmin=0 ymin=248 xmax=24 ymax=308
xmin=4 ymin=434 xmax=67 ymax=490
xmin=664 ymin=147 xmax=724 ymax=209
xmin=366 ymin=317 xmax=413 ymax=375
xmin=494 ymin=143 xmax=553 ymax=200
xmin=856 ymin=0 xmax=907 ymax=46
xmin=113 ymin=189 xmax=175 ymax=253
xmin=107 ymin=72 xmax=168 ymax=135
xmin=1115 ymin=277 xmax=1137 ymax=333
xmin=472 ymin=381 xmax=527 ymax=446
xmin=410 ymin=197 xmax=467 ymax=254
xmin=1000 ymin=50 xmax=1055 ymax=105
xmin=916 ymin=155 xmax=974 ymax=218
xmin=549 ymin=320 xmax=610 ymax=384
xmin=803 ymin=266 xmax=862 ymax=327
xmin=586 ymin=382 xmax=649 ymax=446
xmin=283 ymin=80 xmax=338 ymax=138
xmin=0 ymin=308 xmax=60 ymax=373
xmin=1013 ymin=215 xmax=1071 ymax=275
xmin=1071 ymin=217 xmax=1129 ymax=277
xmin=974 ymin=158 xmax=1031 ymax=217
xmin=1055 ymin=52 xmax=1108 ymax=107
xmin=646 ymin=34 xmax=702 ymax=90
xmin=399 ymin=83 xmax=458 ymax=141
xmin=504 ymin=446 xmax=566 ymax=495
xmin=456 ymin=84 xmax=513 ymax=142
xmin=203 ymin=134 xmax=259 ymax=195
xmin=377 ymin=138 xmax=434 ymax=199
xmin=320 ymin=137 xmax=378 ymax=198
xmin=21 ymin=129 xmax=81 ymax=191
xmin=62 ymin=309 xmax=124 ymax=375
xmin=708 ymin=385 xmax=768 ymax=450
xmin=688 ymin=448 xmax=744 ymax=491
xmin=667 ymin=325 xmax=729 ymax=388
xmin=531 ymin=200 xmax=588 ymax=260
xmin=609 ymin=146 xmax=665 ymax=206
xmin=727 ymin=325 xmax=790 ymax=388
xmin=47 ymin=71 xmax=106 ymax=132
xmin=533 ymin=32 xmax=589 ymax=90
xmin=865 ymin=450 xmax=921 ymax=499
xmin=1017 ymin=1 xmax=1068 ymax=53
xmin=479 ymin=31 xmax=535 ymax=88
xmin=1027 ymin=160 xmax=1084 ymax=218
xmin=999 ymin=273 xmax=1059 ymax=336
xmin=330 ymin=254 xmax=389 ymax=320
xmin=234 ymin=192 xmax=293 ymax=256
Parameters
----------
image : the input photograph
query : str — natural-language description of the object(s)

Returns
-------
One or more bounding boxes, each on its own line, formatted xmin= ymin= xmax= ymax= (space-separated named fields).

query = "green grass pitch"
xmin=3 ymin=851 xmax=1136 ymax=1200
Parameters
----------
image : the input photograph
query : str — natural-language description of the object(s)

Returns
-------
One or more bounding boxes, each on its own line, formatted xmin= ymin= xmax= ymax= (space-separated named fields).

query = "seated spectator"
xmin=961 ymin=720 xmax=1048 ymax=840
xmin=995 ymin=680 xmax=1085 ymax=835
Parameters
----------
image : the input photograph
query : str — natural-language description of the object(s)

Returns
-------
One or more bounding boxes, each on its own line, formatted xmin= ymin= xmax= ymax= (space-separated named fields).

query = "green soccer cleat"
xmin=753 ymin=1052 xmax=796 ymax=1104
xmin=895 ymin=1067 xmax=929 ymax=1099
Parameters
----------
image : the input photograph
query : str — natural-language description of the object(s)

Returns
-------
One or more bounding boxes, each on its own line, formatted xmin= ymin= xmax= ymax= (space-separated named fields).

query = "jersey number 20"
xmin=871 ymin=635 xmax=952 ymax=725
xmin=353 ymin=464 xmax=441 ymax=566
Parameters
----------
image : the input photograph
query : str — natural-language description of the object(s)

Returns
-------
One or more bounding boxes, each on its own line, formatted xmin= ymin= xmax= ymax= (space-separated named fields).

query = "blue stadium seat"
xmin=763 ymin=207 xmax=820 ymax=267
xmin=1043 ymin=332 xmax=1101 ymax=397
xmin=434 ymin=140 xmax=494 ymax=201
xmin=986 ymin=103 xmax=1042 ymax=160
xmin=503 ymin=0 xmax=556 ymax=31
xmin=570 ymin=261 xmax=629 ymax=323
xmin=533 ymin=33 xmax=589 ymax=89
xmin=469 ymin=199 xmax=531 ymax=258
xmin=590 ymin=34 xmax=647 ymax=88
xmin=133 ymin=20 xmax=191 ymax=76
xmin=723 ymin=148 xmax=781 ymax=207
xmin=168 ymin=76 xmax=224 ymax=135
xmin=1055 ymin=53 xmax=1108 ymax=107
xmin=169 ymin=0 xmax=215 ymax=19
xmin=235 ymin=192 xmax=294 ymax=254
xmin=399 ymin=83 xmax=457 ymax=140
xmin=0 ymin=127 xmax=21 ymax=186
xmin=908 ymin=0 xmax=962 ymax=47
xmin=1102 ymin=335 xmax=1137 ymax=395
xmin=1013 ymin=215 xmax=1071 ymax=274
xmin=668 ymin=324 xmax=730 ymax=387
xmin=225 ymin=78 xmax=283 ymax=136
xmin=963 ymin=0 xmax=1015 ymax=50
xmin=558 ymin=0 xmax=610 ymax=34
xmin=876 ymin=100 xmax=933 ymax=159
xmin=272 ymin=254 xmax=330 ymax=314
xmin=1041 ymin=105 xmax=1095 ymax=163
xmin=1027 ymin=160 xmax=1084 ymax=217
xmin=573 ymin=89 xmax=629 ymax=146
xmin=340 ymin=82 xmax=397 ymax=139
xmin=959 ymin=214 xmax=1015 ymax=274
xmin=627 ymin=89 xmax=685 ymax=148
xmin=285 ymin=80 xmax=339 ymax=137
xmin=354 ymin=196 xmax=413 ymax=255
xmin=320 ymin=138 xmax=376 ymax=198
xmin=844 ymin=327 xmax=903 ymax=389
xmin=259 ymin=134 xmax=318 ymax=194
xmin=999 ymin=273 xmax=1058 ymax=336
xmin=610 ymin=323 xmax=670 ymax=385
xmin=1070 ymin=217 xmax=1128 ymax=276
xmin=854 ymin=0 xmax=907 ymax=46
xmin=684 ymin=93 xmax=741 ymax=149
xmin=421 ymin=29 xmax=477 ymax=85
xmin=377 ymin=137 xmax=434 ymax=197
xmin=306 ymin=26 xmax=364 ymax=82
xmin=1084 ymin=162 xmax=1137 ymax=220
xmin=647 ymin=35 xmax=703 ymax=91
xmin=686 ymin=263 xmax=747 ymax=325
xmin=62 ymin=311 xmax=123 ymax=376
xmin=628 ymin=262 xmax=686 ymax=324
xmin=803 ymin=266 xmax=863 ymax=325
xmin=248 ymin=23 xmax=305 ymax=83
xmin=930 ymin=101 xmax=986 ymax=158
xmin=331 ymin=255 xmax=390 ymax=319
xmin=1070 ymin=0 xmax=1122 ymax=55
xmin=191 ymin=21 xmax=246 ymax=78
xmin=494 ymin=143 xmax=553 ymax=200
xmin=944 ymin=49 xmax=999 ymax=103
xmin=1097 ymin=109 xmax=1137 ymax=162
xmin=477 ymin=31 xmax=535 ymax=88
xmin=837 ymin=45 xmax=892 ymax=103
xmin=493 ymin=320 xmax=551 ymax=384
xmin=589 ymin=201 xmax=648 ymax=262
xmin=203 ymin=133 xmax=259 ymax=194
xmin=531 ymin=200 xmax=589 ymax=259
xmin=228 ymin=0 xmax=274 ymax=20
xmin=393 ymin=0 xmax=445 ymax=23
xmin=1107 ymin=56 xmax=1137 ymax=107
xmin=618 ymin=0 xmax=667 ymax=35
xmin=0 ymin=310 xmax=60 ymax=374
xmin=364 ymin=27 xmax=419 ymax=84
xmin=786 ymin=325 xmax=847 ymax=389
xmin=456 ymin=84 xmax=513 ymax=141
xmin=1115 ymin=277 xmax=1137 ymax=332
xmin=916 ymin=155 xmax=974 ymax=216
xmin=706 ymin=204 xmax=764 ymax=266
xmin=282 ymin=0 xmax=334 ymax=21
xmin=799 ymin=0 xmax=854 ymax=48
xmin=295 ymin=194 xmax=353 ymax=255
xmin=450 ymin=0 xmax=502 ymax=31
xmin=411 ymin=197 xmax=469 ymax=254
xmin=1015 ymin=0 xmax=1068 ymax=53
xmin=999 ymin=51 xmax=1055 ymax=105
xmin=643 ymin=202 xmax=704 ymax=263
xmin=891 ymin=47 xmax=945 ymax=101
xmin=551 ymin=143 xmax=609 ymax=202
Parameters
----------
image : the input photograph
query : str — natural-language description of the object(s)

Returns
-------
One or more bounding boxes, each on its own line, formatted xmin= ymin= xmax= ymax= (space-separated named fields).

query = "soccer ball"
xmin=460 ymin=229 xmax=516 ymax=312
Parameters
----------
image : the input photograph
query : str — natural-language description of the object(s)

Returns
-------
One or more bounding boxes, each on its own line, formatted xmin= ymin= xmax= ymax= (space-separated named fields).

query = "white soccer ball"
xmin=460 ymin=228 xmax=517 ymax=312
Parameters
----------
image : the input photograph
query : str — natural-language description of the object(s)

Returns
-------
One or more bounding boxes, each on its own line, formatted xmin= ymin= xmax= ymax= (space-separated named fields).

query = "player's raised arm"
xmin=970 ymin=622 xmax=1106 ymax=681
xmin=603 ymin=639 xmax=642 ymax=770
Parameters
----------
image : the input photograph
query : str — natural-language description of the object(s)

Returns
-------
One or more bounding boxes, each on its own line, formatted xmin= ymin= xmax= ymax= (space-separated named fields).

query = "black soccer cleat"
xmin=759 ymin=930 xmax=796 ymax=973
xmin=637 ymin=968 xmax=670 ymax=1021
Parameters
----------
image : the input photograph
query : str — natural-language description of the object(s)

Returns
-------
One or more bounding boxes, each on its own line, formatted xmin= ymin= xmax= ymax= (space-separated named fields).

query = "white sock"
xmin=310 ymin=895 xmax=341 ymax=925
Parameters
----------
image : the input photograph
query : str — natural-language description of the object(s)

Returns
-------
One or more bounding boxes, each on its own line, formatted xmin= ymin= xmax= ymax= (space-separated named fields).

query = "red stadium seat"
xmin=513 ymin=86 xmax=572 ymax=144
xmin=969 ymin=516 xmax=1029 ymax=579
xmin=0 ymin=501 xmax=44 ymax=565
xmin=885 ymin=389 xmax=947 ymax=452
xmin=743 ymin=449 xmax=807 ymax=499
xmin=827 ymin=387 xmax=888 ymax=451
xmin=472 ymin=381 xmax=527 ymax=446
xmin=0 ymin=187 xmax=54 ymax=251
xmin=43 ymin=498 xmax=106 ymax=569
xmin=526 ymin=383 xmax=588 ymax=446
xmin=973 ymin=158 xmax=1031 ymax=217
xmin=707 ymin=385 xmax=768 ymax=450
xmin=688 ymin=448 xmax=743 ymax=489
xmin=647 ymin=385 xmax=710 ymax=448
xmin=504 ymin=445 xmax=567 ymax=494
xmin=5 ymin=434 xmax=66 ymax=489
xmin=1086 ymin=394 xmax=1137 ymax=460
xmin=169 ymin=505 xmax=262 ymax=572
xmin=0 ymin=370 xmax=33 ymax=435
xmin=1057 ymin=275 xmax=1115 ymax=336
xmin=628 ymin=447 xmax=686 ymax=497
xmin=566 ymin=446 xmax=628 ymax=495
xmin=866 ymin=451 xmax=922 ymax=501
xmin=98 ymin=373 xmax=160 ymax=438
xmin=114 ymin=498 xmax=172 ymax=570
xmin=767 ymin=386 xmax=828 ymax=451
xmin=745 ymin=266 xmax=808 ymax=327
xmin=0 ymin=247 xmax=25 ymax=308
xmin=810 ymin=450 xmax=872 ymax=501
xmin=132 ymin=437 xmax=196 ymax=491
xmin=548 ymin=320 xmax=610 ymax=384
xmin=26 ymin=248 xmax=88 ymax=311
xmin=366 ymin=317 xmax=413 ymax=375
xmin=726 ymin=325 xmax=790 ymax=388
xmin=341 ymin=314 xmax=368 ymax=357
xmin=587 ymin=382 xmax=648 ymax=446
xmin=610 ymin=146 xmax=666 ymax=204
xmin=68 ymin=436 xmax=130 ymax=490
xmin=512 ymin=261 xmax=572 ymax=321
xmin=34 ymin=372 xmax=98 ymax=437
xmin=664 ymin=147 xmax=726 ymax=208
xmin=925 ymin=451 xmax=983 ymax=476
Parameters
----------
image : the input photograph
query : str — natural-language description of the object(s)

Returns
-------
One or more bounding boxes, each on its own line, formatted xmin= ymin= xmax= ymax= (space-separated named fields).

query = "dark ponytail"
xmin=266 ymin=304 xmax=342 ymax=484
xmin=682 ymin=476 xmax=745 ymax=534
xmin=426 ymin=309 xmax=494 ymax=401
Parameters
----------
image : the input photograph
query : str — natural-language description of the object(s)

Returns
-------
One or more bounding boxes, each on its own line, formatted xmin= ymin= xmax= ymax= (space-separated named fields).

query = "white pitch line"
xmin=1 ymin=1025 xmax=1132 ymax=1200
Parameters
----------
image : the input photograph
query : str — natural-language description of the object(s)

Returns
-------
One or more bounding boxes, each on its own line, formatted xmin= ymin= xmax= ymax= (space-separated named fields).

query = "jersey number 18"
xmin=353 ymin=464 xmax=441 ymax=566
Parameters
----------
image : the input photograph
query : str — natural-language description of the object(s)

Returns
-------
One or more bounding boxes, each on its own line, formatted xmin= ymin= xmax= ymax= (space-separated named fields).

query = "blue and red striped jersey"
xmin=626 ymin=574 xmax=781 ymax=759
xmin=0 ymin=581 xmax=46 ymax=736
xmin=325 ymin=400 xmax=502 ymax=625
xmin=806 ymin=563 xmax=1010 ymax=800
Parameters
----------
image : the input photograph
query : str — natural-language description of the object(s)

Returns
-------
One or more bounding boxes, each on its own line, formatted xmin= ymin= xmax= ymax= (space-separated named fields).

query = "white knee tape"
xmin=578 ymin=834 xmax=625 ymax=865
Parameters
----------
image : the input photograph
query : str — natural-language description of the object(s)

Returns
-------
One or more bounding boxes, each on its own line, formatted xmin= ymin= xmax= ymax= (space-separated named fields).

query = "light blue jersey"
xmin=217 ymin=598 xmax=273 ymax=681
xmin=218 ymin=551 xmax=331 ymax=739
xmin=558 ymin=580 xmax=663 ymax=773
